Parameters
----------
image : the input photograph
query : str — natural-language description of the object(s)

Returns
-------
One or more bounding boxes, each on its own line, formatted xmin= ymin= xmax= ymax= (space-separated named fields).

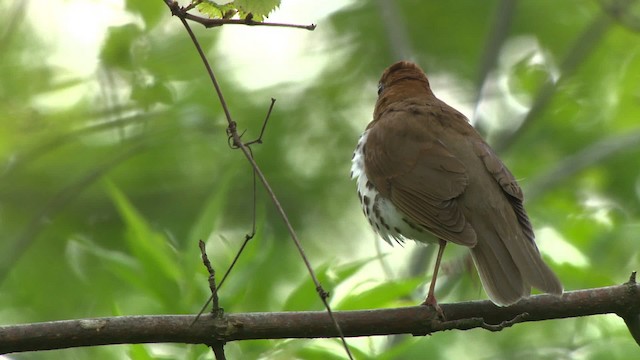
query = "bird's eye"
xmin=377 ymin=83 xmax=384 ymax=95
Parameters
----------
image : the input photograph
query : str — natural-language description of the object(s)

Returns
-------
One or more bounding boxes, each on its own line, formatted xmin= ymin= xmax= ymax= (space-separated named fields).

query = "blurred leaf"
xmin=131 ymin=79 xmax=175 ymax=108
xmin=331 ymin=256 xmax=384 ymax=284
xmin=282 ymin=257 xmax=379 ymax=311
xmin=187 ymin=169 xmax=238 ymax=245
xmin=296 ymin=343 xmax=371 ymax=360
xmin=125 ymin=0 xmax=165 ymax=29
xmin=282 ymin=263 xmax=328 ymax=311
xmin=128 ymin=344 xmax=154 ymax=360
xmin=100 ymin=24 xmax=142 ymax=70
xmin=65 ymin=236 xmax=139 ymax=282
xmin=509 ymin=53 xmax=554 ymax=105
xmin=107 ymin=181 xmax=183 ymax=285
xmin=335 ymin=278 xmax=423 ymax=311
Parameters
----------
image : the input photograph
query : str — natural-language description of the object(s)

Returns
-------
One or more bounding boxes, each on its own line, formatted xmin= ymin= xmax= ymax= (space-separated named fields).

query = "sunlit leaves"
xmin=196 ymin=0 xmax=281 ymax=21
xmin=234 ymin=0 xmax=281 ymax=21
xmin=196 ymin=1 xmax=238 ymax=19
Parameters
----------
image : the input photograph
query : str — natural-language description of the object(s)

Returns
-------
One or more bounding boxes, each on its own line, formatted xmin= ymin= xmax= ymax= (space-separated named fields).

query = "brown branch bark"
xmin=1 ymin=282 xmax=639 ymax=354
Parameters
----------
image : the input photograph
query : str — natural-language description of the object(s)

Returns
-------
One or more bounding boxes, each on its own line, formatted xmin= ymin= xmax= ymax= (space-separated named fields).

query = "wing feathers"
xmin=365 ymin=110 xmax=477 ymax=247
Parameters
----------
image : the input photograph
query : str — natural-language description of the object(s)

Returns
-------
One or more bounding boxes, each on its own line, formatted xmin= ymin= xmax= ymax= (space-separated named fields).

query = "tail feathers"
xmin=470 ymin=234 xmax=562 ymax=306
xmin=470 ymin=241 xmax=529 ymax=306
xmin=504 ymin=235 xmax=563 ymax=296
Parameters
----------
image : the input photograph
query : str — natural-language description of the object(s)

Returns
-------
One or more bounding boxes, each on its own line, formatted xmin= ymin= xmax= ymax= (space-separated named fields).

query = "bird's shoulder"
xmin=363 ymin=98 xmax=470 ymax=200
xmin=363 ymin=98 xmax=478 ymax=246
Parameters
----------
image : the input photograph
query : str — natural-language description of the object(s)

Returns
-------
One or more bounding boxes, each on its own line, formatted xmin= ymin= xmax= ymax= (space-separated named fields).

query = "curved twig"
xmin=163 ymin=1 xmax=353 ymax=358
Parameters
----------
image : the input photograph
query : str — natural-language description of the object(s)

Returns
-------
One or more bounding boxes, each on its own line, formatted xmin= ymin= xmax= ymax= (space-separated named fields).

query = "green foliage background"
xmin=1 ymin=0 xmax=640 ymax=359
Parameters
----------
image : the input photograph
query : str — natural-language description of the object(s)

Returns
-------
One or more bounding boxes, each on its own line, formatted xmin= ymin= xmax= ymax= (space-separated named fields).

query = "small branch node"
xmin=626 ymin=271 xmax=637 ymax=285
xmin=166 ymin=1 xmax=181 ymax=16
xmin=316 ymin=286 xmax=330 ymax=301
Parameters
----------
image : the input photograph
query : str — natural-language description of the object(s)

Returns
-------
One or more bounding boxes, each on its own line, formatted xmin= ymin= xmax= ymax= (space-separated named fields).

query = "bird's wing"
xmin=470 ymin=138 xmax=562 ymax=295
xmin=364 ymin=108 xmax=477 ymax=247
xmin=472 ymin=141 xmax=535 ymax=243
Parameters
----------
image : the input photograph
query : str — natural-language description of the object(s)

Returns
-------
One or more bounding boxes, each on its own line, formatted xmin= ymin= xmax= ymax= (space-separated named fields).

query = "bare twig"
xmin=198 ymin=240 xmax=220 ymax=313
xmin=193 ymin=162 xmax=258 ymax=323
xmin=211 ymin=342 xmax=227 ymax=360
xmin=193 ymin=231 xmax=256 ymax=324
xmin=244 ymin=98 xmax=276 ymax=146
xmin=219 ymin=234 xmax=254 ymax=290
xmin=163 ymin=2 xmax=353 ymax=358
xmin=192 ymin=240 xmax=223 ymax=326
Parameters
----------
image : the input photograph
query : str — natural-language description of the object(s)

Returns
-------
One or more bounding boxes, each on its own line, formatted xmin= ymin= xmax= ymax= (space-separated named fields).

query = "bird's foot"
xmin=422 ymin=294 xmax=445 ymax=320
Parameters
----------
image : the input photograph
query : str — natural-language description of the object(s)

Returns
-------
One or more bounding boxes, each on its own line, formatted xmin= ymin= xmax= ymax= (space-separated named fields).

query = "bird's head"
xmin=373 ymin=61 xmax=434 ymax=120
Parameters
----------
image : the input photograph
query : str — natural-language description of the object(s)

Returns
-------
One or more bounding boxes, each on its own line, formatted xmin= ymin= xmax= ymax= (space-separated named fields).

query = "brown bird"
xmin=351 ymin=61 xmax=562 ymax=310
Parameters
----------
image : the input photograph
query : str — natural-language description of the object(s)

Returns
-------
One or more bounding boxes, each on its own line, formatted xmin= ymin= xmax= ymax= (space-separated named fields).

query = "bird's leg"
xmin=422 ymin=239 xmax=447 ymax=319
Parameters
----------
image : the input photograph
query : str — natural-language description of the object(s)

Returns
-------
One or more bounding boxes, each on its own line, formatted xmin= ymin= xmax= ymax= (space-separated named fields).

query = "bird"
xmin=350 ymin=61 xmax=562 ymax=312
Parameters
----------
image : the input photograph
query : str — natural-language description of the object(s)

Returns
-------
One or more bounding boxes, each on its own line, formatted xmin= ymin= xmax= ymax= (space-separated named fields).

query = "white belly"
xmin=351 ymin=130 xmax=434 ymax=245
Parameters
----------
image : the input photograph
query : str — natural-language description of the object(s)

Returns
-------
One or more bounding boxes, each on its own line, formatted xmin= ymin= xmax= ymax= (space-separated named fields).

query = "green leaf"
xmin=283 ymin=262 xmax=330 ymax=311
xmin=335 ymin=278 xmax=424 ymax=310
xmin=235 ymin=0 xmax=281 ymax=21
xmin=106 ymin=181 xmax=183 ymax=285
xmin=282 ymin=257 xmax=380 ymax=311
xmin=197 ymin=1 xmax=238 ymax=19
xmin=187 ymin=170 xmax=237 ymax=245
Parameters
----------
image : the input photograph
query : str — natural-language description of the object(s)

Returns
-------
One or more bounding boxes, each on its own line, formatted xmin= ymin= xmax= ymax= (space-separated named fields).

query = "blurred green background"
xmin=1 ymin=0 xmax=640 ymax=359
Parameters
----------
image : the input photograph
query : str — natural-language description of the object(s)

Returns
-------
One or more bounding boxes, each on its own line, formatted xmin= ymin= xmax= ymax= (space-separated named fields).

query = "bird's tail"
xmin=470 ymin=227 xmax=563 ymax=306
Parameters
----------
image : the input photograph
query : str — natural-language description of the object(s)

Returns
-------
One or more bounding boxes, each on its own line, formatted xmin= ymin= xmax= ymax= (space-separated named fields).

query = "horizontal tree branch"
xmin=1 ymin=280 xmax=639 ymax=354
